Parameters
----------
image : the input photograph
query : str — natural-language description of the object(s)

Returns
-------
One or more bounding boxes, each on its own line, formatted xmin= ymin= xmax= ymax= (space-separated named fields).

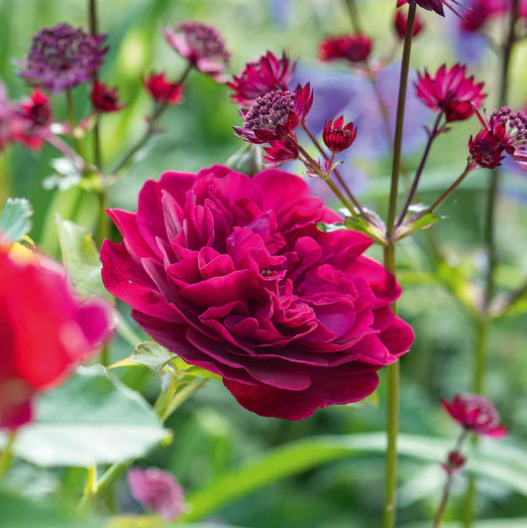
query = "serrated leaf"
xmin=0 ymin=198 xmax=33 ymax=242
xmin=55 ymin=216 xmax=109 ymax=299
xmin=0 ymin=366 xmax=169 ymax=467
xmin=344 ymin=216 xmax=387 ymax=246
xmin=171 ymin=356 xmax=222 ymax=381
xmin=131 ymin=342 xmax=175 ymax=376
xmin=394 ymin=212 xmax=443 ymax=242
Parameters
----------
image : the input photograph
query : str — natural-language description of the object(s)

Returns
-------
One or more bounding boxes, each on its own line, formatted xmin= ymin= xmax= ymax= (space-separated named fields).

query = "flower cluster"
xmin=398 ymin=0 xmax=463 ymax=17
xmin=318 ymin=34 xmax=372 ymax=64
xmin=144 ymin=73 xmax=185 ymax=106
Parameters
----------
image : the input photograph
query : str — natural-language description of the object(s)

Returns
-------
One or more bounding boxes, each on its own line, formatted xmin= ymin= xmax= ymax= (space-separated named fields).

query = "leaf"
xmin=55 ymin=216 xmax=109 ymax=299
xmin=401 ymin=520 xmax=527 ymax=528
xmin=0 ymin=490 xmax=96 ymax=528
xmin=394 ymin=212 xmax=443 ymax=242
xmin=180 ymin=433 xmax=527 ymax=522
xmin=171 ymin=356 xmax=222 ymax=381
xmin=0 ymin=365 xmax=169 ymax=467
xmin=107 ymin=517 xmax=248 ymax=528
xmin=131 ymin=342 xmax=175 ymax=376
xmin=343 ymin=216 xmax=388 ymax=246
xmin=0 ymin=198 xmax=33 ymax=242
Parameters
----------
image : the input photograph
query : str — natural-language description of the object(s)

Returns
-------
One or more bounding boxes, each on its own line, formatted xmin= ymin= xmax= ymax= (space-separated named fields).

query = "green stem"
xmin=88 ymin=0 xmax=102 ymax=170
xmin=0 ymin=430 xmax=17 ymax=482
xmin=65 ymin=88 xmax=87 ymax=164
xmin=343 ymin=0 xmax=363 ymax=33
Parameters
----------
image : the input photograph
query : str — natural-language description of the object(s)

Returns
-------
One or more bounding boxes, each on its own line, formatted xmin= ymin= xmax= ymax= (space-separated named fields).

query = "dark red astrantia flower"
xmin=415 ymin=64 xmax=485 ymax=122
xmin=163 ymin=21 xmax=231 ymax=81
xmin=398 ymin=0 xmax=463 ymax=17
xmin=19 ymin=89 xmax=51 ymax=127
xmin=263 ymin=135 xmax=300 ymax=168
xmin=144 ymin=74 xmax=184 ymax=106
xmin=100 ymin=165 xmax=414 ymax=420
xmin=323 ymin=116 xmax=357 ymax=153
xmin=0 ymin=250 xmax=113 ymax=429
xmin=442 ymin=394 xmax=507 ymax=438
xmin=318 ymin=34 xmax=372 ymax=64
xmin=91 ymin=81 xmax=124 ymax=113
xmin=233 ymin=84 xmax=313 ymax=144
xmin=228 ymin=51 xmax=296 ymax=106
xmin=394 ymin=9 xmax=425 ymax=39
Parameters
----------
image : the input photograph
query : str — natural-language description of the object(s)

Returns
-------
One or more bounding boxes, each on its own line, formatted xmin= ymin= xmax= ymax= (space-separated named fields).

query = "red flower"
xmin=318 ymin=34 xmax=372 ymax=63
xmin=469 ymin=106 xmax=527 ymax=170
xmin=233 ymin=83 xmax=313 ymax=144
xmin=227 ymin=51 xmax=296 ymax=106
xmin=263 ymin=135 xmax=300 ymax=167
xmin=415 ymin=64 xmax=485 ymax=122
xmin=19 ymin=89 xmax=51 ymax=127
xmin=323 ymin=116 xmax=357 ymax=153
xmin=0 ymin=250 xmax=113 ymax=429
xmin=144 ymin=74 xmax=184 ymax=106
xmin=100 ymin=165 xmax=414 ymax=420
xmin=394 ymin=9 xmax=425 ymax=39
xmin=163 ymin=21 xmax=231 ymax=81
xmin=442 ymin=395 xmax=508 ymax=438
xmin=442 ymin=450 xmax=466 ymax=475
xmin=398 ymin=0 xmax=463 ymax=17
xmin=91 ymin=81 xmax=124 ymax=113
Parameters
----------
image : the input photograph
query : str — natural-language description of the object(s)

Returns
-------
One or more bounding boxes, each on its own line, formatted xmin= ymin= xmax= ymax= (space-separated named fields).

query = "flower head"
xmin=19 ymin=89 xmax=51 ymax=127
xmin=233 ymin=83 xmax=313 ymax=144
xmin=469 ymin=106 xmax=527 ymax=170
xmin=101 ymin=165 xmax=414 ymax=420
xmin=228 ymin=51 xmax=296 ymax=106
xmin=399 ymin=0 xmax=463 ymax=17
xmin=128 ymin=468 xmax=185 ymax=521
xmin=263 ymin=135 xmax=300 ymax=167
xmin=163 ymin=21 xmax=231 ymax=81
xmin=318 ymin=34 xmax=372 ymax=63
xmin=17 ymin=23 xmax=108 ymax=94
xmin=442 ymin=394 xmax=508 ymax=438
xmin=0 ymin=250 xmax=113 ymax=429
xmin=144 ymin=73 xmax=185 ymax=106
xmin=442 ymin=450 xmax=466 ymax=476
xmin=323 ymin=116 xmax=357 ymax=153
xmin=91 ymin=81 xmax=124 ymax=113
xmin=415 ymin=64 xmax=485 ymax=122
xmin=395 ymin=9 xmax=425 ymax=39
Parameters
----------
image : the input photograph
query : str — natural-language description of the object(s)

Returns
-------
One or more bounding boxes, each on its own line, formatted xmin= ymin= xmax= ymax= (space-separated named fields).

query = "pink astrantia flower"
xmin=323 ymin=116 xmax=357 ymax=153
xmin=233 ymin=83 xmax=313 ymax=144
xmin=469 ymin=106 xmax=527 ymax=170
xmin=128 ymin=468 xmax=185 ymax=521
xmin=394 ymin=9 xmax=425 ymax=39
xmin=163 ymin=21 xmax=231 ymax=81
xmin=100 ymin=165 xmax=414 ymax=420
xmin=442 ymin=394 xmax=508 ymax=438
xmin=415 ymin=64 xmax=486 ymax=122
xmin=91 ymin=82 xmax=124 ymax=113
xmin=263 ymin=135 xmax=300 ymax=167
xmin=318 ymin=34 xmax=372 ymax=63
xmin=17 ymin=23 xmax=108 ymax=94
xmin=143 ymin=73 xmax=185 ymax=106
xmin=228 ymin=51 xmax=296 ymax=106
xmin=0 ymin=250 xmax=113 ymax=429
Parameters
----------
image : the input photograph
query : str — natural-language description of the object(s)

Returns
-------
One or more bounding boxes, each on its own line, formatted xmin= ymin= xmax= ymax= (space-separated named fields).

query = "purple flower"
xmin=128 ymin=468 xmax=185 ymax=521
xmin=17 ymin=23 xmax=108 ymax=94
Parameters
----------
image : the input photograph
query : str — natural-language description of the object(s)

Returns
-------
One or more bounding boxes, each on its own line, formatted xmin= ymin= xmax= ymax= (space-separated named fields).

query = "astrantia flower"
xmin=323 ymin=116 xmax=357 ymax=153
xmin=128 ymin=468 xmax=185 ymax=521
xmin=263 ymin=135 xmax=300 ymax=167
xmin=469 ymin=106 xmax=527 ymax=170
xmin=144 ymin=73 xmax=185 ymax=106
xmin=163 ymin=21 xmax=231 ymax=81
xmin=395 ymin=9 xmax=425 ymax=39
xmin=442 ymin=394 xmax=507 ymax=438
xmin=442 ymin=450 xmax=466 ymax=475
xmin=19 ymin=89 xmax=51 ymax=127
xmin=17 ymin=23 xmax=108 ymax=94
xmin=399 ymin=0 xmax=463 ymax=17
xmin=318 ymin=34 xmax=372 ymax=63
xmin=228 ymin=51 xmax=296 ymax=106
xmin=91 ymin=81 xmax=124 ymax=113
xmin=0 ymin=250 xmax=113 ymax=429
xmin=415 ymin=64 xmax=485 ymax=122
xmin=233 ymin=83 xmax=313 ymax=144
xmin=101 ymin=165 xmax=414 ymax=420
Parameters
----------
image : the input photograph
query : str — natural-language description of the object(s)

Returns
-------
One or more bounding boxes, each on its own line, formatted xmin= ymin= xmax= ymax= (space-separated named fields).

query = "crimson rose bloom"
xmin=0 ymin=250 xmax=113 ymax=429
xmin=101 ymin=165 xmax=414 ymax=420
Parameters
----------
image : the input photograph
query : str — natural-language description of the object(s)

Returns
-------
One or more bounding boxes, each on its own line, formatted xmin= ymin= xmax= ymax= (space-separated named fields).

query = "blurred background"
xmin=1 ymin=0 xmax=527 ymax=526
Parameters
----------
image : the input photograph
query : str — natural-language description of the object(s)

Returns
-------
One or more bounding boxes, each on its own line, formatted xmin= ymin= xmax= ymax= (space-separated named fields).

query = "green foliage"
xmin=0 ymin=198 xmax=33 ymax=242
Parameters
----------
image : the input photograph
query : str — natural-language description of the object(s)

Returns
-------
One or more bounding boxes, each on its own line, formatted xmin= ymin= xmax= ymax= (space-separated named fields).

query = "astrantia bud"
xmin=144 ymin=73 xmax=184 ymax=106
xmin=395 ymin=10 xmax=425 ymax=39
xmin=318 ymin=34 xmax=372 ymax=64
xmin=442 ymin=450 xmax=466 ymax=475
xmin=468 ymin=129 xmax=504 ymax=169
xmin=91 ymin=82 xmax=124 ymax=113
xmin=323 ymin=116 xmax=357 ymax=153
xmin=19 ymin=89 xmax=51 ymax=127
xmin=263 ymin=135 xmax=300 ymax=167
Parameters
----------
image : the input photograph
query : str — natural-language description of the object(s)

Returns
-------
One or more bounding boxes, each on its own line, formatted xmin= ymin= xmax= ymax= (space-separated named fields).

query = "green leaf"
xmin=131 ymin=342 xmax=175 ymax=376
xmin=0 ymin=365 xmax=169 ymax=467
xmin=171 ymin=356 xmax=222 ymax=381
xmin=107 ymin=517 xmax=248 ymax=528
xmin=0 ymin=490 xmax=96 ymax=528
xmin=181 ymin=434 xmax=527 ymax=522
xmin=401 ymin=520 xmax=527 ymax=528
xmin=0 ymin=198 xmax=33 ymax=242
xmin=55 ymin=216 xmax=109 ymax=299
xmin=343 ymin=216 xmax=387 ymax=246
xmin=394 ymin=212 xmax=443 ymax=242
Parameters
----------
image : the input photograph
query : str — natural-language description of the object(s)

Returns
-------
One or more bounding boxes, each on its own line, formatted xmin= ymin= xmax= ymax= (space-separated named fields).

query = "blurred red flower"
xmin=318 ymin=34 xmax=372 ymax=63
xmin=144 ymin=73 xmax=184 ymax=106
xmin=91 ymin=81 xmax=124 ymax=113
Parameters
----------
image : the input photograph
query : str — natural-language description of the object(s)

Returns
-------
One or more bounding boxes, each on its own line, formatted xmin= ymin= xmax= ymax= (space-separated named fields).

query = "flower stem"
xmin=396 ymin=110 xmax=444 ymax=228
xmin=88 ymin=0 xmax=102 ymax=170
xmin=0 ymin=430 xmax=17 ymax=482
xmin=343 ymin=0 xmax=363 ymax=33
xmin=65 ymin=88 xmax=87 ymax=164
